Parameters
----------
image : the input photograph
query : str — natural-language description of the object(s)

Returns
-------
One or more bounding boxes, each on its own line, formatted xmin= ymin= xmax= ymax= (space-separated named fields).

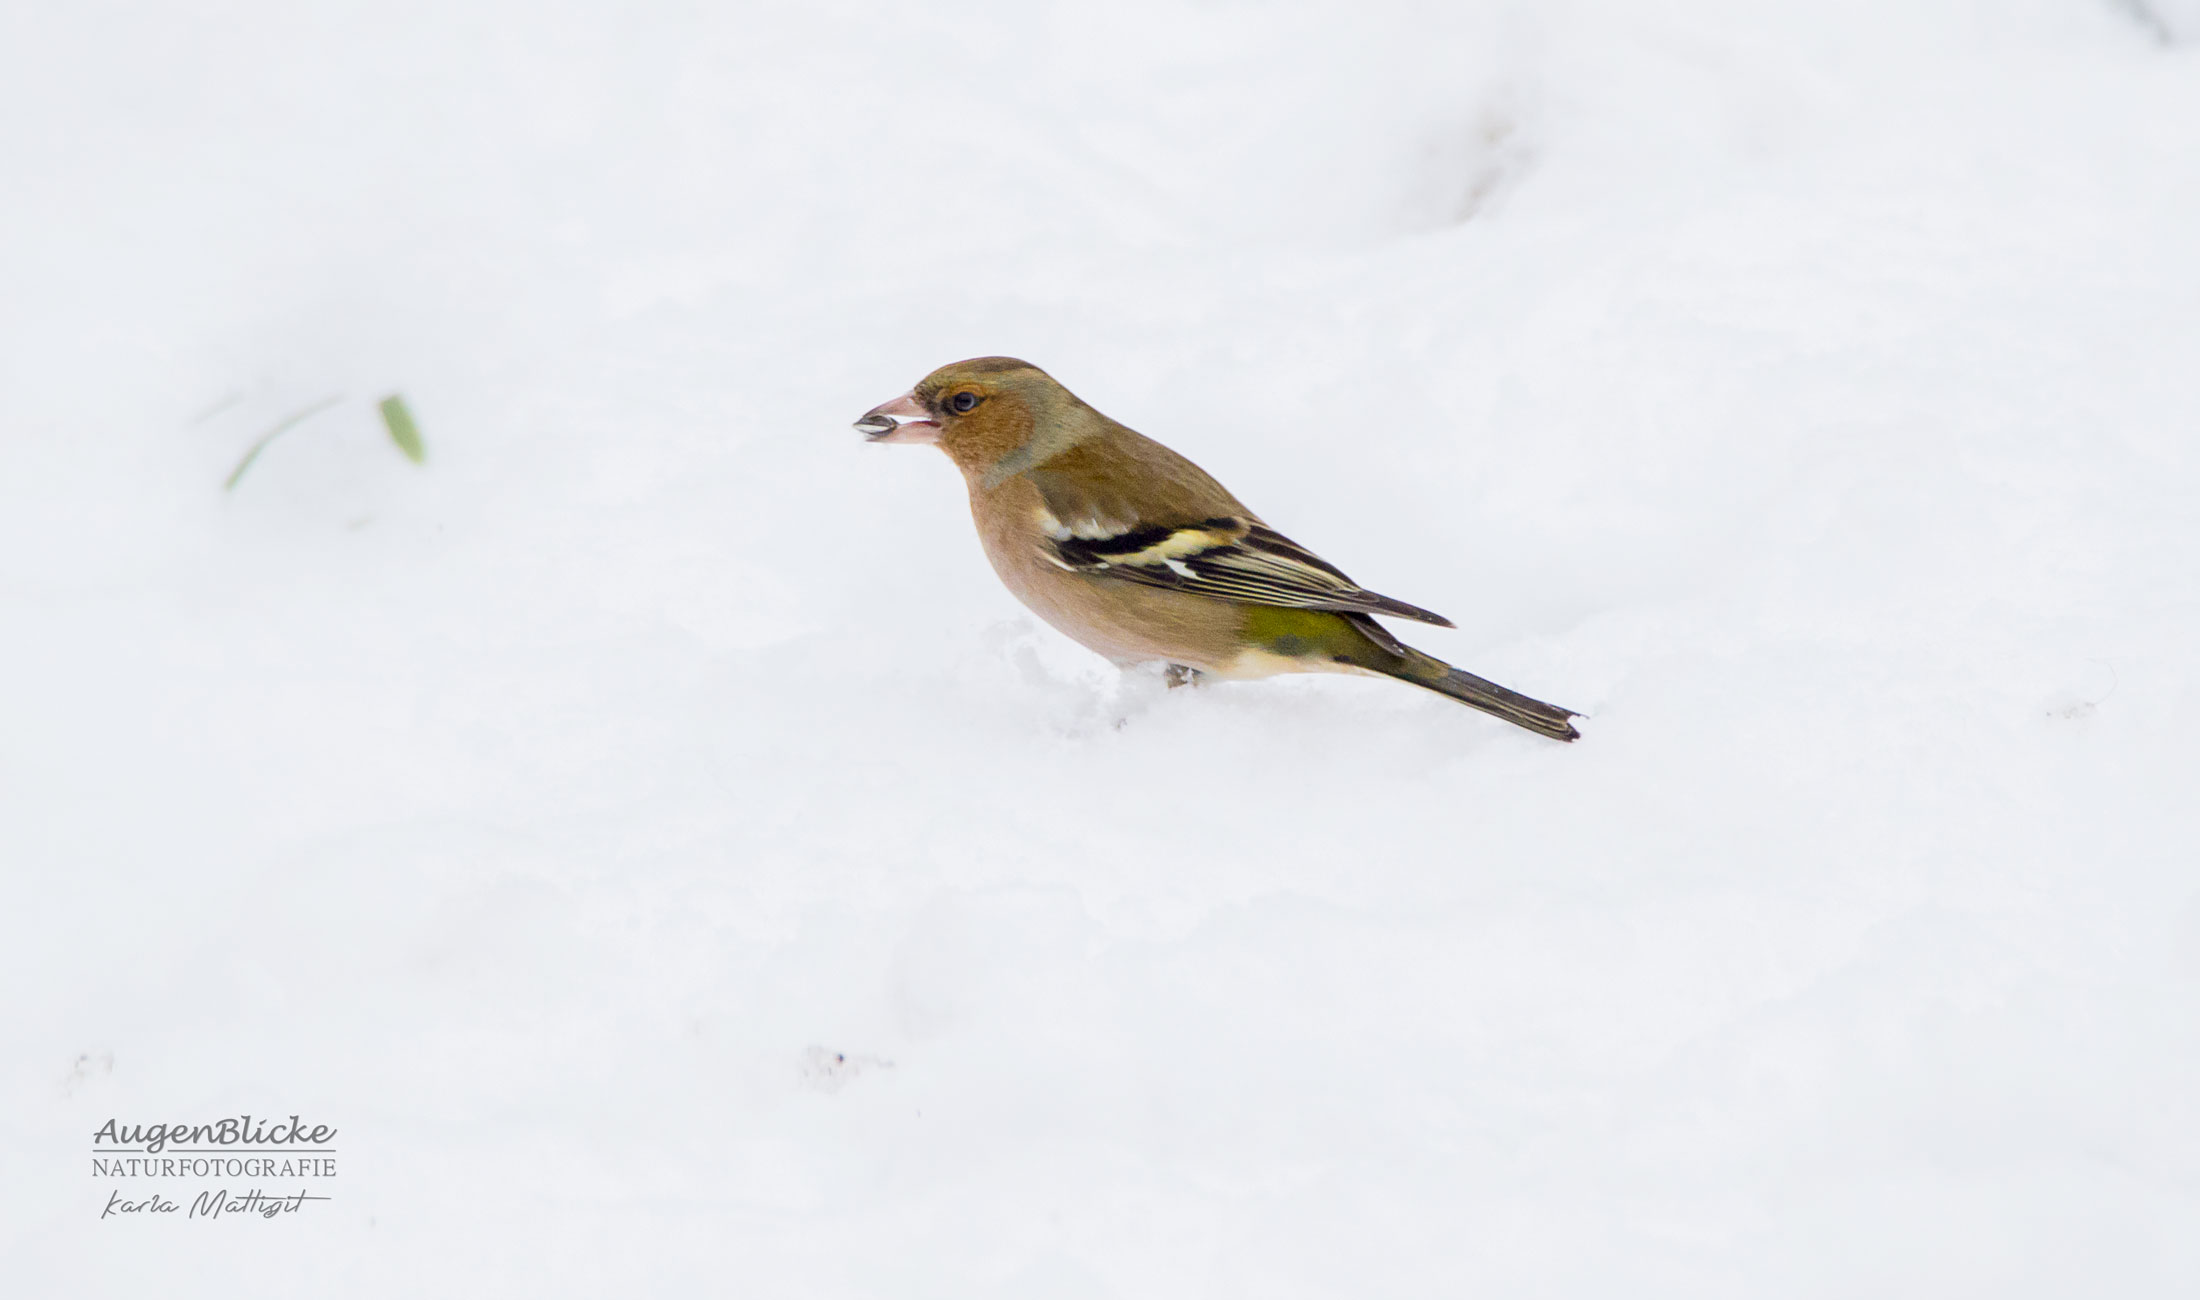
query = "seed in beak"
xmin=854 ymin=390 xmax=943 ymax=444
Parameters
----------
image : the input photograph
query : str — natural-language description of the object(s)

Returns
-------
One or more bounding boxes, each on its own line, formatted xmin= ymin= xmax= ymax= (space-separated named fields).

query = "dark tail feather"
xmin=1355 ymin=591 xmax=1456 ymax=628
xmin=1382 ymin=647 xmax=1581 ymax=741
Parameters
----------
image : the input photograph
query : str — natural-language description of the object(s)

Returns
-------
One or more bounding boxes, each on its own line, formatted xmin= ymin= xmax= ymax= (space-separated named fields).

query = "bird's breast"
xmin=963 ymin=477 xmax=1247 ymax=672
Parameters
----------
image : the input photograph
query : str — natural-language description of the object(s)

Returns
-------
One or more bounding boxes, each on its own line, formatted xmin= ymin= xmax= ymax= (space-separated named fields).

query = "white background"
xmin=4 ymin=1 xmax=2198 ymax=1295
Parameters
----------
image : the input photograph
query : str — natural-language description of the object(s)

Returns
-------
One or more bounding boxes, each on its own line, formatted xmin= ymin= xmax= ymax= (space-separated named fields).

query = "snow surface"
xmin=5 ymin=1 xmax=2199 ymax=1295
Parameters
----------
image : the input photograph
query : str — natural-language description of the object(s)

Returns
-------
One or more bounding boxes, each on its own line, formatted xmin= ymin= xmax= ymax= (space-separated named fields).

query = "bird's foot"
xmin=1104 ymin=661 xmax=1203 ymax=728
xmin=1162 ymin=663 xmax=1206 ymax=690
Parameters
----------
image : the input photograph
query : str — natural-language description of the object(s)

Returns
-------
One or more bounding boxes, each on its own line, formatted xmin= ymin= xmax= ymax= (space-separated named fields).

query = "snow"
xmin=4 ymin=1 xmax=2199 ymax=1294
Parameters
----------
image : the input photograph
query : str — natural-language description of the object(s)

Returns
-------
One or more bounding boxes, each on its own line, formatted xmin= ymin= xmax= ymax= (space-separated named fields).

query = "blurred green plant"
xmin=222 ymin=392 xmax=427 ymax=490
xmin=224 ymin=396 xmax=341 ymax=491
xmin=379 ymin=394 xmax=425 ymax=464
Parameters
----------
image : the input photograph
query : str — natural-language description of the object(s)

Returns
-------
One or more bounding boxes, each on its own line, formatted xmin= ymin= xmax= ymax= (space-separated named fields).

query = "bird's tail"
xmin=1377 ymin=644 xmax=1581 ymax=742
xmin=1239 ymin=607 xmax=1582 ymax=741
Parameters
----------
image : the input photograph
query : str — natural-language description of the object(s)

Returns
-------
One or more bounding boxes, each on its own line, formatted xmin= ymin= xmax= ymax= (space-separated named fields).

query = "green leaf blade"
xmin=379 ymin=394 xmax=426 ymax=465
xmin=223 ymin=395 xmax=343 ymax=492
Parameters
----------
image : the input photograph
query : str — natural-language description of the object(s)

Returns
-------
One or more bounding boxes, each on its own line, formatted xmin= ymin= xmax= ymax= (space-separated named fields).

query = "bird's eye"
xmin=949 ymin=391 xmax=980 ymax=414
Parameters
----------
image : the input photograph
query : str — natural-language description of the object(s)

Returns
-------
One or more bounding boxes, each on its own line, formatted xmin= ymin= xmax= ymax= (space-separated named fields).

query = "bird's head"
xmin=855 ymin=357 xmax=1098 ymax=483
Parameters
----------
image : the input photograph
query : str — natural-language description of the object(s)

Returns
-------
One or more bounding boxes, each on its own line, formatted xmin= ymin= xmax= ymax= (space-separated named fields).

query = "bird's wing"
xmin=1037 ymin=510 xmax=1455 ymax=628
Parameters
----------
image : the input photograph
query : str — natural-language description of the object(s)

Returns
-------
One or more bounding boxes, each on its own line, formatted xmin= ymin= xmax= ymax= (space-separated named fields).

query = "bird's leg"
xmin=1107 ymin=661 xmax=1194 ymax=729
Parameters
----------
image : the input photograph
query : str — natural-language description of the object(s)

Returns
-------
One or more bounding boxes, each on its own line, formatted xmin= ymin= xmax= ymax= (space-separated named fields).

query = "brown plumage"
xmin=855 ymin=357 xmax=1581 ymax=740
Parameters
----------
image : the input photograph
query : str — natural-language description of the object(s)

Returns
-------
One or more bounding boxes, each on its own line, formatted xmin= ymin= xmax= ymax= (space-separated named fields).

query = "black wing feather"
xmin=1045 ymin=515 xmax=1454 ymax=627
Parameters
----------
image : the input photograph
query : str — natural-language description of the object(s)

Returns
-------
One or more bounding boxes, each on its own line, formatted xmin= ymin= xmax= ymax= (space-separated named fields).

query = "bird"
xmin=854 ymin=357 xmax=1580 ymax=741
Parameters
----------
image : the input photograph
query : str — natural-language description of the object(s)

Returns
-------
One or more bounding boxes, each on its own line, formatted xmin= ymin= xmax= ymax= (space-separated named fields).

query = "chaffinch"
xmin=855 ymin=357 xmax=1580 ymax=741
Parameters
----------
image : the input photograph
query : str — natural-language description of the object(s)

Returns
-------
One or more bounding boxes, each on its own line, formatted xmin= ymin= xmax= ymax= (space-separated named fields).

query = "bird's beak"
xmin=853 ymin=391 xmax=940 ymax=444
